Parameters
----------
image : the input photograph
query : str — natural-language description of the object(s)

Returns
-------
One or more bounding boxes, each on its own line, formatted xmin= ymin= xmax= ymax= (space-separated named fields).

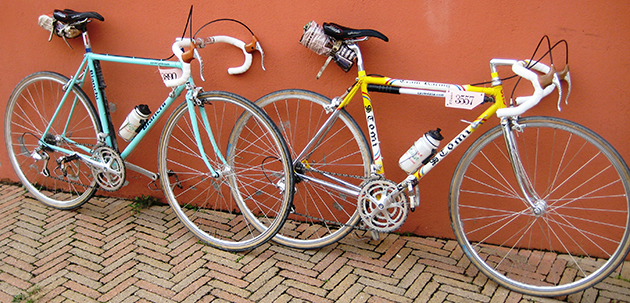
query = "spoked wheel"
xmin=4 ymin=72 xmax=101 ymax=209
xmin=250 ymin=89 xmax=373 ymax=249
xmin=450 ymin=116 xmax=630 ymax=296
xmin=158 ymin=91 xmax=294 ymax=251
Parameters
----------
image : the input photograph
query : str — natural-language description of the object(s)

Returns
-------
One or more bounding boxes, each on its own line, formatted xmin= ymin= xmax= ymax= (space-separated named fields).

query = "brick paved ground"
xmin=1 ymin=183 xmax=629 ymax=303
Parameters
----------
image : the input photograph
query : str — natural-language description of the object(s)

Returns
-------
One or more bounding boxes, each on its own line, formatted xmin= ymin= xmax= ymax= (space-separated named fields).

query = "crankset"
xmin=90 ymin=146 xmax=126 ymax=191
xmin=358 ymin=178 xmax=409 ymax=233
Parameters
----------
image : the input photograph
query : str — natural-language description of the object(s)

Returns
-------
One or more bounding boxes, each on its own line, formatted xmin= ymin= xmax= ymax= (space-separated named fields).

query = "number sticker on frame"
xmin=159 ymin=67 xmax=183 ymax=84
xmin=445 ymin=90 xmax=484 ymax=110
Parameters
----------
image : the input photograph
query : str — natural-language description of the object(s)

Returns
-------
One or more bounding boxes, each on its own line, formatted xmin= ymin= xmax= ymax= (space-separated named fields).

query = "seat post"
xmin=82 ymin=31 xmax=92 ymax=53
xmin=347 ymin=43 xmax=364 ymax=72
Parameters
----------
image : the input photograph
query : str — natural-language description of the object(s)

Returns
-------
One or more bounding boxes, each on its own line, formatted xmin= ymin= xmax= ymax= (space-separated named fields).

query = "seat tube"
xmin=500 ymin=117 xmax=540 ymax=211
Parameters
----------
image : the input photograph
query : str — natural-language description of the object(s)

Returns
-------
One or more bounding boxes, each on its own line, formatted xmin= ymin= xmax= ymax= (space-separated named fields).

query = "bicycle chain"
xmin=303 ymin=166 xmax=367 ymax=180
xmin=46 ymin=173 xmax=98 ymax=189
xmin=41 ymin=141 xmax=118 ymax=191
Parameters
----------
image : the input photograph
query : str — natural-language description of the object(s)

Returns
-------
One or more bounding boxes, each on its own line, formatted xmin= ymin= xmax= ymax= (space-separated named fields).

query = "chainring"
xmin=90 ymin=146 xmax=126 ymax=192
xmin=358 ymin=178 xmax=409 ymax=233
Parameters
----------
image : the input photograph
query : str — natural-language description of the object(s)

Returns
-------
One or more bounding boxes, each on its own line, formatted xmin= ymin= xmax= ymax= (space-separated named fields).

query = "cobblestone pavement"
xmin=1 ymin=183 xmax=629 ymax=303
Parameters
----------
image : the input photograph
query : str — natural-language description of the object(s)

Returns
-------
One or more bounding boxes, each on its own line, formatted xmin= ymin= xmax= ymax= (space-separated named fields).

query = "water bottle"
xmin=398 ymin=128 xmax=444 ymax=174
xmin=118 ymin=104 xmax=151 ymax=142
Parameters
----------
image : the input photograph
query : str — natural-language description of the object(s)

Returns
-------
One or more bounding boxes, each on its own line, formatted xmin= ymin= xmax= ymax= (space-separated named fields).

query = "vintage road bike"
xmin=235 ymin=21 xmax=630 ymax=296
xmin=4 ymin=9 xmax=295 ymax=251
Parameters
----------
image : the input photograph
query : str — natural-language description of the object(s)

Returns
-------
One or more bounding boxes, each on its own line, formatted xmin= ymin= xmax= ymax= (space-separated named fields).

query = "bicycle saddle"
xmin=53 ymin=9 xmax=104 ymax=23
xmin=323 ymin=22 xmax=388 ymax=42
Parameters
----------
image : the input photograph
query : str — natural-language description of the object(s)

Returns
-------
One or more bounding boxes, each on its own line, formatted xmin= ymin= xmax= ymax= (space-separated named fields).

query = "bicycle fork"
xmin=185 ymin=88 xmax=224 ymax=179
xmin=500 ymin=117 xmax=547 ymax=216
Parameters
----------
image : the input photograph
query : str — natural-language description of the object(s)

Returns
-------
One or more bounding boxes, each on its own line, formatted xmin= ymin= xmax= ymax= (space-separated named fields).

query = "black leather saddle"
xmin=322 ymin=22 xmax=388 ymax=42
xmin=53 ymin=9 xmax=104 ymax=23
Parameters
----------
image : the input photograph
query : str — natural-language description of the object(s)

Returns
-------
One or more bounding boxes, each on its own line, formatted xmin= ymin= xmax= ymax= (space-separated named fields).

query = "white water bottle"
xmin=398 ymin=128 xmax=443 ymax=174
xmin=118 ymin=104 xmax=151 ymax=142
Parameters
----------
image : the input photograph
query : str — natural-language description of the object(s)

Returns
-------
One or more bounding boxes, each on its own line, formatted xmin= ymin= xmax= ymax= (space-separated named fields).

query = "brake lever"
xmin=255 ymin=41 xmax=266 ymax=71
xmin=245 ymin=36 xmax=266 ymax=71
xmin=558 ymin=65 xmax=571 ymax=107
xmin=525 ymin=60 xmax=570 ymax=111
xmin=553 ymin=73 xmax=563 ymax=111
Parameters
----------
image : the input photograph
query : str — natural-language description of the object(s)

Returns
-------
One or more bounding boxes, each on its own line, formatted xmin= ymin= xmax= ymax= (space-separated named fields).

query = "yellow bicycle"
xmin=240 ymin=21 xmax=630 ymax=296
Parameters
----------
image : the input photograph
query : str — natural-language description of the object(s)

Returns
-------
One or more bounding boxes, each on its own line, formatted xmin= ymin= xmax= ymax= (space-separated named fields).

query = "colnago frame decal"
xmin=385 ymin=78 xmax=465 ymax=91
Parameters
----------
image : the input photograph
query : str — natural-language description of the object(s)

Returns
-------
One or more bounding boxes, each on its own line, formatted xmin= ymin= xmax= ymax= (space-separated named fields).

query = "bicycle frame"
xmin=42 ymin=32 xmax=224 ymax=180
xmin=296 ymin=43 xmax=523 ymax=199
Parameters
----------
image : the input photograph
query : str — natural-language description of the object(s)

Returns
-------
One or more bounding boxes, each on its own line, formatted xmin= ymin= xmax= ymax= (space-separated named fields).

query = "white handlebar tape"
xmin=164 ymin=39 xmax=193 ymax=87
xmin=496 ymin=61 xmax=554 ymax=118
xmin=209 ymin=36 xmax=253 ymax=75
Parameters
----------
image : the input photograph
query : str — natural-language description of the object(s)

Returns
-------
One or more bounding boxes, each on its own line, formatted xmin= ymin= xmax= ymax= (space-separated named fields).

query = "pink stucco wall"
xmin=1 ymin=1 xmax=628 ymax=239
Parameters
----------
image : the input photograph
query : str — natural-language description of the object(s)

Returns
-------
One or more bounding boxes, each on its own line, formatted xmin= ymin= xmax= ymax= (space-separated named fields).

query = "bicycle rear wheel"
xmin=450 ymin=116 xmax=630 ymax=296
xmin=4 ymin=72 xmax=100 ymax=209
xmin=158 ymin=91 xmax=294 ymax=251
xmin=249 ymin=89 xmax=372 ymax=249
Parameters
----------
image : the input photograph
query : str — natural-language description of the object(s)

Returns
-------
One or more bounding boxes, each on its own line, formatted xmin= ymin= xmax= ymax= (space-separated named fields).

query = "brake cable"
xmin=161 ymin=6 xmax=256 ymax=61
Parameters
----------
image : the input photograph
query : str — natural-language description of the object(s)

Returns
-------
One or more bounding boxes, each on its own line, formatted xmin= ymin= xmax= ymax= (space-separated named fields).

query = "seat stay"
xmin=41 ymin=57 xmax=90 ymax=153
xmin=293 ymin=108 xmax=343 ymax=166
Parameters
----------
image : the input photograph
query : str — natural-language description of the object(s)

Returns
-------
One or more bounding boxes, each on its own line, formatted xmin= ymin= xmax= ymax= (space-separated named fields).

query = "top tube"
xmin=88 ymin=53 xmax=182 ymax=69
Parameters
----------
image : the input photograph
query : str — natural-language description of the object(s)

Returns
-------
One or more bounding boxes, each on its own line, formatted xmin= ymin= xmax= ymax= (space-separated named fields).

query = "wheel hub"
xmin=532 ymin=200 xmax=548 ymax=216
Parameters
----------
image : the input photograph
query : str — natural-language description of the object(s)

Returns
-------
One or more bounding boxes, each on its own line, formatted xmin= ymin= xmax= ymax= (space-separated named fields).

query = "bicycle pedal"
xmin=370 ymin=229 xmax=380 ymax=241
xmin=147 ymin=180 xmax=161 ymax=191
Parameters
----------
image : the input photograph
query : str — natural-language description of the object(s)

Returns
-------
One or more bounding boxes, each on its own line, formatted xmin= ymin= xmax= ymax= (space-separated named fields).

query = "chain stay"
xmin=38 ymin=135 xmax=122 ymax=191
xmin=292 ymin=165 xmax=369 ymax=231
xmin=304 ymin=166 xmax=367 ymax=180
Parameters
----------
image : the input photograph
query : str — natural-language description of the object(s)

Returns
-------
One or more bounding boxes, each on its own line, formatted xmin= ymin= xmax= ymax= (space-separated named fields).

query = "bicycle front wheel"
xmin=4 ymin=72 xmax=100 ymax=209
xmin=450 ymin=116 xmax=630 ymax=296
xmin=250 ymin=89 xmax=372 ymax=249
xmin=158 ymin=91 xmax=294 ymax=251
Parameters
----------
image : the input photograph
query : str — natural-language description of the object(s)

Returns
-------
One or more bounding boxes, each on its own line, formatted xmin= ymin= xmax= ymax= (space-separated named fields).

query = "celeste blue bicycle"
xmin=4 ymin=9 xmax=294 ymax=251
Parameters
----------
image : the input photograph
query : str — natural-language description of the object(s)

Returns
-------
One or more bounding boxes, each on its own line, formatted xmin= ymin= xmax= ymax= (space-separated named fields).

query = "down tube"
xmin=120 ymin=85 xmax=186 ymax=160
xmin=416 ymin=105 xmax=498 ymax=178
